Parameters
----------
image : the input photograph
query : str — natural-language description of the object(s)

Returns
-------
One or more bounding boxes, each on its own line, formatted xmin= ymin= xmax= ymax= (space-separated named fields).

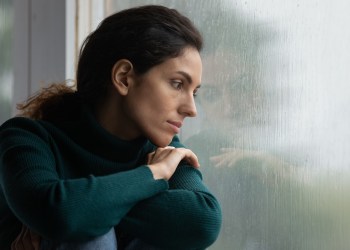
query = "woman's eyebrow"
xmin=175 ymin=71 xmax=201 ymax=88
xmin=175 ymin=71 xmax=192 ymax=84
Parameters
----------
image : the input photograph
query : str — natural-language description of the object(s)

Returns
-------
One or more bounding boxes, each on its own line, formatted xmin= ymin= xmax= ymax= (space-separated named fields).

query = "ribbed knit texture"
xmin=0 ymin=106 xmax=221 ymax=250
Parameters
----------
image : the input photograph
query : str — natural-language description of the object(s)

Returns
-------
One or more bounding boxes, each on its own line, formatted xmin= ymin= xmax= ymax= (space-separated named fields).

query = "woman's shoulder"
xmin=2 ymin=116 xmax=39 ymax=129
xmin=0 ymin=116 xmax=53 ymax=140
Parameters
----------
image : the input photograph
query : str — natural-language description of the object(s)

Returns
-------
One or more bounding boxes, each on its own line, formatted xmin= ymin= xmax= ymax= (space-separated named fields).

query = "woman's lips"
xmin=167 ymin=121 xmax=182 ymax=133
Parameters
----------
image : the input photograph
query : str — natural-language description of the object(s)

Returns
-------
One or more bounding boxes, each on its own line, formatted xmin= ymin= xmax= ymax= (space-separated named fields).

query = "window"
xmin=94 ymin=1 xmax=350 ymax=249
xmin=18 ymin=1 xmax=350 ymax=249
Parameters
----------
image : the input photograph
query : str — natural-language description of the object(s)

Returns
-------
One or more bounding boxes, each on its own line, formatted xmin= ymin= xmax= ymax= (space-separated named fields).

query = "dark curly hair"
xmin=18 ymin=5 xmax=203 ymax=121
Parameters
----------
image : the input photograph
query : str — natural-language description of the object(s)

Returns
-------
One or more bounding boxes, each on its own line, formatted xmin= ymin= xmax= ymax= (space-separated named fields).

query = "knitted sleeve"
xmin=118 ymin=138 xmax=222 ymax=250
xmin=0 ymin=117 xmax=168 ymax=242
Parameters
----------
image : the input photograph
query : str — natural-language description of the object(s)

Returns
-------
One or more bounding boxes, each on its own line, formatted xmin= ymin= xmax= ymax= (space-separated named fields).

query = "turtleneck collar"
xmin=59 ymin=104 xmax=151 ymax=162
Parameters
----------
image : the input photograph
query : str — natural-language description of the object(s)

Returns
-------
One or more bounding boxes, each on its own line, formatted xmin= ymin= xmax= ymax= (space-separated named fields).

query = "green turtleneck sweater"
xmin=0 ymin=107 xmax=221 ymax=250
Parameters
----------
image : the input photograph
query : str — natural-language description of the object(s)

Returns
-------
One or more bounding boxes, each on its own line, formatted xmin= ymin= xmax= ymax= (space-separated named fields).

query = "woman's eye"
xmin=171 ymin=81 xmax=183 ymax=90
xmin=193 ymin=88 xmax=199 ymax=97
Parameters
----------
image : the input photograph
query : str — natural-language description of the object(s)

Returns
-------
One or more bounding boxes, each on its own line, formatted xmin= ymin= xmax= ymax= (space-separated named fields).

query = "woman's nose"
xmin=180 ymin=94 xmax=197 ymax=117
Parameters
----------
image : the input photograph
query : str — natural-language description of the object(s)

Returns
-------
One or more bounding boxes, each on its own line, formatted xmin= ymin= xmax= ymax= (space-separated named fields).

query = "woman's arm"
xmin=0 ymin=118 xmax=169 ymax=242
xmin=118 ymin=138 xmax=222 ymax=250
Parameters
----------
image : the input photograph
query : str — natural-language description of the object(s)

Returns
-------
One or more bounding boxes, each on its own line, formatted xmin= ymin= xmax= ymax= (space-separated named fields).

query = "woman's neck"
xmin=95 ymin=95 xmax=141 ymax=141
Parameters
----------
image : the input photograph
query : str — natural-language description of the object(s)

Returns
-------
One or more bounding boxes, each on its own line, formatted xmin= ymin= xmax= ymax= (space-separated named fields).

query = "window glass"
xmin=82 ymin=1 xmax=350 ymax=249
xmin=0 ymin=0 xmax=13 ymax=123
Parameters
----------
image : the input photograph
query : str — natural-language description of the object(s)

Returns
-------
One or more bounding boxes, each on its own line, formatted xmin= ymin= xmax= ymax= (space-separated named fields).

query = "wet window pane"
xmin=97 ymin=1 xmax=350 ymax=249
xmin=0 ymin=0 xmax=13 ymax=123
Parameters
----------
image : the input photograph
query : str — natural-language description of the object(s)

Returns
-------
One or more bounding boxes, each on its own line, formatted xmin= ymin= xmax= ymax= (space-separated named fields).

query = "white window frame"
xmin=13 ymin=0 xmax=67 ymax=113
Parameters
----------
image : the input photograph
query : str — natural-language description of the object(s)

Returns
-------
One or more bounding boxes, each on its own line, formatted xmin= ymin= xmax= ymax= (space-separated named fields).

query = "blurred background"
xmin=1 ymin=0 xmax=350 ymax=249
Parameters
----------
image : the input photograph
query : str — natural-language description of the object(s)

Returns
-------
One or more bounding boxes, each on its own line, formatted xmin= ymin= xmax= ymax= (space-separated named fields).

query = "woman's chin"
xmin=150 ymin=136 xmax=173 ymax=148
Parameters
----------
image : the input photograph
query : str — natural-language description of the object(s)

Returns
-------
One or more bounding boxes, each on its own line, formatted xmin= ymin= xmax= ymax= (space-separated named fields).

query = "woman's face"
xmin=199 ymin=53 xmax=261 ymax=131
xmin=122 ymin=47 xmax=202 ymax=147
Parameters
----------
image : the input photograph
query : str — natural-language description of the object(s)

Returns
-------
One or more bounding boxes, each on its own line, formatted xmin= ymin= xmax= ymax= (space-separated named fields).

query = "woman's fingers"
xmin=147 ymin=146 xmax=175 ymax=164
xmin=148 ymin=147 xmax=199 ymax=167
xmin=147 ymin=147 xmax=200 ymax=180
xmin=210 ymin=150 xmax=244 ymax=168
xmin=175 ymin=148 xmax=200 ymax=168
xmin=159 ymin=147 xmax=200 ymax=168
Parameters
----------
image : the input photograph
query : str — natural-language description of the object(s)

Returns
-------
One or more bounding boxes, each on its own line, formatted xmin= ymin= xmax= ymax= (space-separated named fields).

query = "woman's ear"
xmin=111 ymin=59 xmax=134 ymax=96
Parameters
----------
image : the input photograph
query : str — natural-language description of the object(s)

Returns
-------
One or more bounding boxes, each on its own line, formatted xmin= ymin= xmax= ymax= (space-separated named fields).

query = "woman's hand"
xmin=210 ymin=148 xmax=251 ymax=168
xmin=210 ymin=148 xmax=289 ymax=169
xmin=147 ymin=146 xmax=200 ymax=180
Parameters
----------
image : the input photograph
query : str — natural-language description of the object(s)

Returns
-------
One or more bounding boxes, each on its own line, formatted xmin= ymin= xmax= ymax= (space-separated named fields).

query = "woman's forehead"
xmin=150 ymin=47 xmax=202 ymax=83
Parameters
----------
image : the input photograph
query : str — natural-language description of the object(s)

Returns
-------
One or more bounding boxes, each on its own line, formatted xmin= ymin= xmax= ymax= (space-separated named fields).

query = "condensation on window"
xmin=80 ymin=1 xmax=350 ymax=249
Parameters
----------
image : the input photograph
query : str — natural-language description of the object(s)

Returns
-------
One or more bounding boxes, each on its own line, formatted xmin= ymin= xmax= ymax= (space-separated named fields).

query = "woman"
xmin=0 ymin=5 xmax=222 ymax=250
